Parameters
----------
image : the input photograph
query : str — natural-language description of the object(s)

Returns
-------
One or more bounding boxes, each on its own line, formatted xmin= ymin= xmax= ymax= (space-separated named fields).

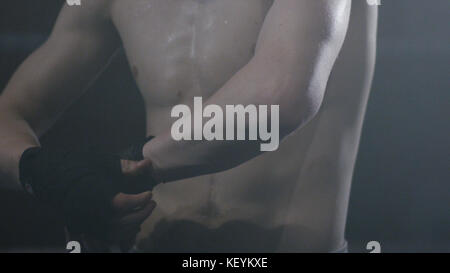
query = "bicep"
xmin=0 ymin=2 xmax=119 ymax=135
xmin=256 ymin=0 xmax=350 ymax=68
xmin=253 ymin=0 xmax=350 ymax=115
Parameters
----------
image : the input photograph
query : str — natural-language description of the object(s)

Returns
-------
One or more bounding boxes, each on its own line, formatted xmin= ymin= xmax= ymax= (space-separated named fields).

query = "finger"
xmin=121 ymin=159 xmax=152 ymax=176
xmin=112 ymin=191 xmax=153 ymax=214
xmin=117 ymin=199 xmax=157 ymax=226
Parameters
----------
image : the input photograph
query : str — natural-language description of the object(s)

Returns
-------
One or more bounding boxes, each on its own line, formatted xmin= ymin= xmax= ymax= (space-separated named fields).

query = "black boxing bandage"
xmin=120 ymin=136 xmax=154 ymax=161
xmin=119 ymin=136 xmax=162 ymax=193
xmin=18 ymin=136 xmax=159 ymax=239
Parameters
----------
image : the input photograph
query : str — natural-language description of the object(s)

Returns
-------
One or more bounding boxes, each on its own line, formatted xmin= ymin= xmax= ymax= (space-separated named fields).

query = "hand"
xmin=77 ymin=191 xmax=156 ymax=253
xmin=109 ymin=160 xmax=157 ymax=249
xmin=119 ymin=158 xmax=158 ymax=194
xmin=116 ymin=136 xmax=161 ymax=194
xmin=64 ymin=159 xmax=158 ymax=253
xmin=19 ymin=146 xmax=160 ymax=244
xmin=109 ymin=191 xmax=156 ymax=251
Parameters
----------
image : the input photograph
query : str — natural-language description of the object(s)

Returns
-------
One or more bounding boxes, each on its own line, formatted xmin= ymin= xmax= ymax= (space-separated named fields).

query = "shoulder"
xmin=52 ymin=0 xmax=116 ymax=35
xmin=262 ymin=0 xmax=351 ymax=44
xmin=58 ymin=0 xmax=114 ymax=25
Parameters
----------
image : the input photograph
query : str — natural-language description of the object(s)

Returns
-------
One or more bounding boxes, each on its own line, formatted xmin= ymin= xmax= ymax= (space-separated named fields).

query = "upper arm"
xmin=0 ymin=1 xmax=119 ymax=135
xmin=253 ymin=0 xmax=351 ymax=124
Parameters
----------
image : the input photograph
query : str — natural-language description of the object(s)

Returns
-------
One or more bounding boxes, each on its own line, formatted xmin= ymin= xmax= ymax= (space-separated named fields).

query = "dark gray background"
xmin=0 ymin=0 xmax=448 ymax=252
xmin=347 ymin=0 xmax=449 ymax=253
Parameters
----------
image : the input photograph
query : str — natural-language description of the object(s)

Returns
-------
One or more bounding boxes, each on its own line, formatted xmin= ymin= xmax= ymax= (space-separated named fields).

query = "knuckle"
xmin=113 ymin=194 xmax=132 ymax=209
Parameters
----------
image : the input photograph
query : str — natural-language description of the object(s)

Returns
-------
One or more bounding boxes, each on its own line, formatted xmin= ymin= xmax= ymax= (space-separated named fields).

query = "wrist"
xmin=143 ymin=139 xmax=165 ymax=184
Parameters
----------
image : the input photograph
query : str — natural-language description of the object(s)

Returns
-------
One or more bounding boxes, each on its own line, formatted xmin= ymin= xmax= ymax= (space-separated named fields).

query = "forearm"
xmin=0 ymin=104 xmax=39 ymax=189
xmin=143 ymin=57 xmax=311 ymax=182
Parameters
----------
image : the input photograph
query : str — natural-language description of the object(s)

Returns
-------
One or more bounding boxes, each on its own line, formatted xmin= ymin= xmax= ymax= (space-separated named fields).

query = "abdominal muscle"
xmin=138 ymin=88 xmax=359 ymax=252
xmin=139 ymin=108 xmax=329 ymax=253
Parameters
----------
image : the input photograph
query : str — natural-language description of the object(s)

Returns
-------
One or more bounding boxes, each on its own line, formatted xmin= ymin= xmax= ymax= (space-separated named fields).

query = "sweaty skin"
xmin=0 ymin=0 xmax=377 ymax=252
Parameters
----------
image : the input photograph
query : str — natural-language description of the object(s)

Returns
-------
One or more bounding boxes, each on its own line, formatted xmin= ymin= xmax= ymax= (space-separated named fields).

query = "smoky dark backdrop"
xmin=0 ymin=0 xmax=448 ymax=252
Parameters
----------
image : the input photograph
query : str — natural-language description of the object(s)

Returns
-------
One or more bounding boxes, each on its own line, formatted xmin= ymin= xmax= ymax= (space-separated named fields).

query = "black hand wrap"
xmin=119 ymin=136 xmax=154 ymax=161
xmin=18 ymin=136 xmax=157 ymax=240
xmin=118 ymin=136 xmax=161 ymax=194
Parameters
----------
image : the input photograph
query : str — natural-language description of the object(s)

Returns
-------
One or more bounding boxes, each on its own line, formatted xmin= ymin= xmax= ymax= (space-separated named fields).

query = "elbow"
xmin=274 ymin=85 xmax=324 ymax=137
xmin=280 ymin=101 xmax=321 ymax=137
xmin=255 ymin=64 xmax=327 ymax=137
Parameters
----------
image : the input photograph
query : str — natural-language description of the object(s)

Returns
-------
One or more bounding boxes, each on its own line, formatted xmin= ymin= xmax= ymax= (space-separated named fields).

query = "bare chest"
xmin=111 ymin=0 xmax=273 ymax=106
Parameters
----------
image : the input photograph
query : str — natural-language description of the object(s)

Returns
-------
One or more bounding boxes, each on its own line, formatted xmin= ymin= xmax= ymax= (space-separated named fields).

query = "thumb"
xmin=112 ymin=191 xmax=153 ymax=214
xmin=121 ymin=159 xmax=152 ymax=177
